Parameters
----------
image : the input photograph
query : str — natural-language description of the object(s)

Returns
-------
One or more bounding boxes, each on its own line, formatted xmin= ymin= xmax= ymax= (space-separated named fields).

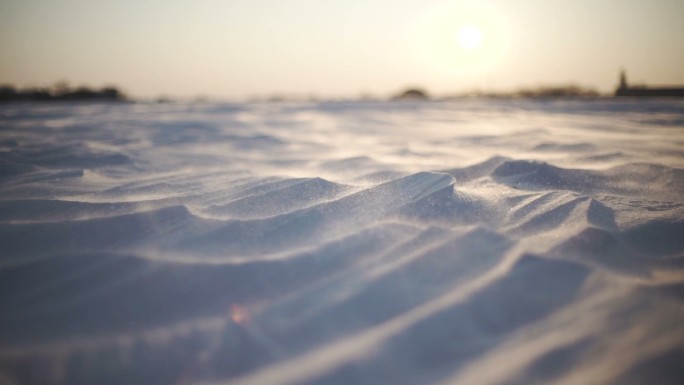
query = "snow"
xmin=1 ymin=99 xmax=683 ymax=384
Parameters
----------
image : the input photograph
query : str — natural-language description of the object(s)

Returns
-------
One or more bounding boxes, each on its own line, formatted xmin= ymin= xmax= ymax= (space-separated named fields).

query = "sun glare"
xmin=457 ymin=24 xmax=483 ymax=49
xmin=413 ymin=1 xmax=509 ymax=75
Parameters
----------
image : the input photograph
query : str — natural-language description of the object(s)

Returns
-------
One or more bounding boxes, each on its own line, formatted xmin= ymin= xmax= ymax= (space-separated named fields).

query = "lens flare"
xmin=230 ymin=304 xmax=250 ymax=325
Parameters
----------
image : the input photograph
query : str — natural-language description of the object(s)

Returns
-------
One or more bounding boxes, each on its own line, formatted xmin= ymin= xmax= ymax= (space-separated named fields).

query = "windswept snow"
xmin=1 ymin=99 xmax=683 ymax=384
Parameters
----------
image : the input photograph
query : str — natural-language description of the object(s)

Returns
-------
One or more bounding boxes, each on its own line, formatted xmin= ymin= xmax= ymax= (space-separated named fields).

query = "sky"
xmin=1 ymin=0 xmax=683 ymax=99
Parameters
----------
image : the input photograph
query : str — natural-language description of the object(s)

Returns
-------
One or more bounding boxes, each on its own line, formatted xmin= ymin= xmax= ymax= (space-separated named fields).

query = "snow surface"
xmin=1 ymin=99 xmax=684 ymax=384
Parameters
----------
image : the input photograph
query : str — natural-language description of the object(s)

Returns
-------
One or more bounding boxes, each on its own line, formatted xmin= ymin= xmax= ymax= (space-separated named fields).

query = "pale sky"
xmin=1 ymin=0 xmax=683 ymax=99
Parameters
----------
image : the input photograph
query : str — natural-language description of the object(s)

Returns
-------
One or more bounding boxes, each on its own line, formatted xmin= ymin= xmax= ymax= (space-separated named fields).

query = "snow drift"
xmin=1 ymin=99 xmax=683 ymax=385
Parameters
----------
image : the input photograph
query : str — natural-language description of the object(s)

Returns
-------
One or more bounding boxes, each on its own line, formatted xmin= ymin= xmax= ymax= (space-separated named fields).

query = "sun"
xmin=456 ymin=24 xmax=483 ymax=50
xmin=412 ymin=1 xmax=509 ymax=74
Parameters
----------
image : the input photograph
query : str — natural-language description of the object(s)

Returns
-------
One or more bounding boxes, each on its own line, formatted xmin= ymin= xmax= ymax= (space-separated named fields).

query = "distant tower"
xmin=619 ymin=69 xmax=628 ymax=90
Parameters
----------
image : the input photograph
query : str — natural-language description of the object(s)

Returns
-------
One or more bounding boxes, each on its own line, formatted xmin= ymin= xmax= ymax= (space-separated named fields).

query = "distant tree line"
xmin=510 ymin=85 xmax=599 ymax=98
xmin=395 ymin=88 xmax=430 ymax=100
xmin=442 ymin=85 xmax=600 ymax=100
xmin=394 ymin=84 xmax=602 ymax=101
xmin=0 ymin=82 xmax=126 ymax=102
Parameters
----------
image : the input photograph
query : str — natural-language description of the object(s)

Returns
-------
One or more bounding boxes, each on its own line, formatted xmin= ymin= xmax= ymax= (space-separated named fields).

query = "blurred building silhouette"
xmin=615 ymin=70 xmax=684 ymax=97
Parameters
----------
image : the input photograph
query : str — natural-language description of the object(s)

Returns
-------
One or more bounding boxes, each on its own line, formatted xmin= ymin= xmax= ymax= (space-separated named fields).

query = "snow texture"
xmin=1 ymin=99 xmax=684 ymax=385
